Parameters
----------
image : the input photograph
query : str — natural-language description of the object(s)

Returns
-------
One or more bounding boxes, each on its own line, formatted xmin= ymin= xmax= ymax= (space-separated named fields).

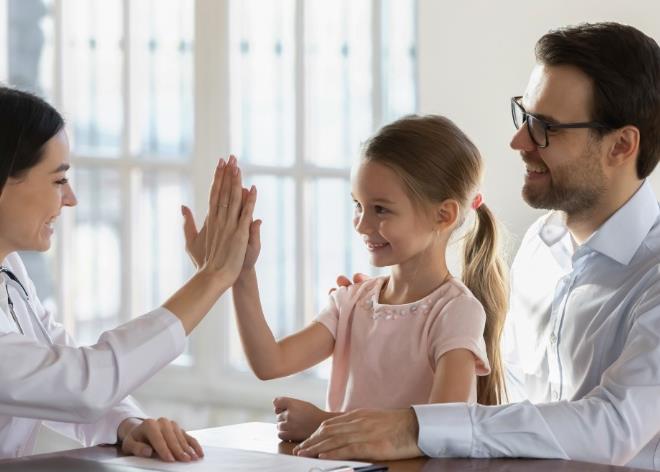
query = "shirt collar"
xmin=585 ymin=180 xmax=659 ymax=265
xmin=537 ymin=180 xmax=659 ymax=266
xmin=539 ymin=211 xmax=570 ymax=248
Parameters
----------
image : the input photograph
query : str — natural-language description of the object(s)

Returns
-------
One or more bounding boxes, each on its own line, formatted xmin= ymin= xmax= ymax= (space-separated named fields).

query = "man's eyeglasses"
xmin=511 ymin=96 xmax=610 ymax=148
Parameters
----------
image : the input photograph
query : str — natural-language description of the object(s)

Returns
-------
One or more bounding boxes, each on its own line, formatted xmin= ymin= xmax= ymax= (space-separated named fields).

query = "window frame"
xmin=0 ymin=0 xmax=417 ymax=409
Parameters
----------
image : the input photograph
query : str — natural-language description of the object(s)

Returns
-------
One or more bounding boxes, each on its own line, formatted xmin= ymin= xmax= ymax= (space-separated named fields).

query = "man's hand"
xmin=274 ymin=396 xmax=339 ymax=442
xmin=117 ymin=417 xmax=204 ymax=463
xmin=330 ymin=273 xmax=369 ymax=294
xmin=293 ymin=408 xmax=422 ymax=461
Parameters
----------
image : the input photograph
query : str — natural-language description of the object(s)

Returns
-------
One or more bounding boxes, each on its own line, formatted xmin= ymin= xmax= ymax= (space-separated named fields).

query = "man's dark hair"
xmin=536 ymin=22 xmax=660 ymax=179
xmin=0 ymin=86 xmax=65 ymax=192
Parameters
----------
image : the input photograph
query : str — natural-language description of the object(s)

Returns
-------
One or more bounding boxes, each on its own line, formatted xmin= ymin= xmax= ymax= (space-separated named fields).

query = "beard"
xmin=522 ymin=143 xmax=607 ymax=217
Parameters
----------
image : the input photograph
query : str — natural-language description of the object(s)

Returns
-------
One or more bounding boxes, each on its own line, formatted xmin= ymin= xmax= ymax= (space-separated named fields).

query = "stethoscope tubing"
xmin=0 ymin=266 xmax=55 ymax=345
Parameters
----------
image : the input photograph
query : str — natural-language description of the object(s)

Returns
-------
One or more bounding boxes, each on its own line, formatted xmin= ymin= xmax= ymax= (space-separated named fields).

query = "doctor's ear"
xmin=433 ymin=199 xmax=459 ymax=229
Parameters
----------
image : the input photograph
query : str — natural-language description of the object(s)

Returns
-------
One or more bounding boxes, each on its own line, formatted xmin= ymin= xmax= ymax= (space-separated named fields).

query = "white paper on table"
xmin=190 ymin=422 xmax=280 ymax=453
xmin=104 ymin=446 xmax=372 ymax=472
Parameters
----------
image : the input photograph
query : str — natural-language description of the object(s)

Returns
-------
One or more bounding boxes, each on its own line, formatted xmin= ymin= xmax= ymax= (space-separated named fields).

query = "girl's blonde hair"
xmin=363 ymin=114 xmax=508 ymax=405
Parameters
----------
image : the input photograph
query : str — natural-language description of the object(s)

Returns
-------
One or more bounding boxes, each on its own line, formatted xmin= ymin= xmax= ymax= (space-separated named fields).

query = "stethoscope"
xmin=0 ymin=265 xmax=54 ymax=344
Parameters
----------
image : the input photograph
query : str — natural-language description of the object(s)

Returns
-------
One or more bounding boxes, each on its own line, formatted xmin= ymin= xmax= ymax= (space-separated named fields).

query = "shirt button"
xmin=550 ymin=333 xmax=557 ymax=345
xmin=552 ymin=390 xmax=559 ymax=401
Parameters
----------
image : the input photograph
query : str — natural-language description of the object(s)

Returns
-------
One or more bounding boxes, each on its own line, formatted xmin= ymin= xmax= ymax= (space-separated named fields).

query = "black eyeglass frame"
xmin=511 ymin=96 xmax=611 ymax=148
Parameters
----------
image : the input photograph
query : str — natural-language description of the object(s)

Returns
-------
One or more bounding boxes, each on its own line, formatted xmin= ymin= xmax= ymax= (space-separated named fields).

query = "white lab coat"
xmin=0 ymin=252 xmax=187 ymax=458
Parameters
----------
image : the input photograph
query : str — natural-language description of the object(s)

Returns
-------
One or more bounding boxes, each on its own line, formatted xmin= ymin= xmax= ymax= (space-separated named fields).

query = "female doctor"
xmin=0 ymin=87 xmax=256 ymax=461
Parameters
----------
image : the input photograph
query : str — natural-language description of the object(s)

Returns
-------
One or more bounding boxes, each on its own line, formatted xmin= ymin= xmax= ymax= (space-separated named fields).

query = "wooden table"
xmin=0 ymin=422 xmax=649 ymax=471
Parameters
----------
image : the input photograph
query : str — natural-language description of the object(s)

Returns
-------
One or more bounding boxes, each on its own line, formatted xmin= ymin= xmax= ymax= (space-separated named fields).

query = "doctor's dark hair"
xmin=363 ymin=115 xmax=508 ymax=405
xmin=0 ymin=86 xmax=65 ymax=192
xmin=536 ymin=22 xmax=660 ymax=179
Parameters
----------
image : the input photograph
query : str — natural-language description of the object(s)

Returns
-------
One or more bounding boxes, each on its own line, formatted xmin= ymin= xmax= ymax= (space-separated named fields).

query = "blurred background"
xmin=0 ymin=0 xmax=658 ymax=453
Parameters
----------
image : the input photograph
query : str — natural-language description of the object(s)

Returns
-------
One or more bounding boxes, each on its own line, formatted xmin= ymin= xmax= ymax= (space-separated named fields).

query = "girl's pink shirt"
xmin=315 ymin=276 xmax=490 ymax=412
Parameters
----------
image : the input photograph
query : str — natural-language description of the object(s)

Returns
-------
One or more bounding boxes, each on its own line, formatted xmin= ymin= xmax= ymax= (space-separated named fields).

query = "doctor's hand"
xmin=163 ymin=155 xmax=257 ymax=335
xmin=293 ymin=408 xmax=422 ymax=461
xmin=181 ymin=204 xmax=207 ymax=270
xmin=182 ymin=154 xmax=257 ymax=272
xmin=117 ymin=417 xmax=204 ymax=463
xmin=199 ymin=155 xmax=256 ymax=282
xmin=274 ymin=396 xmax=339 ymax=442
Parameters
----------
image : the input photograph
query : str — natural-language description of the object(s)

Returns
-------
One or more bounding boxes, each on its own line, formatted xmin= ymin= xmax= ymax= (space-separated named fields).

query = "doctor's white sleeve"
xmin=42 ymin=396 xmax=148 ymax=447
xmin=412 ymin=302 xmax=660 ymax=468
xmin=0 ymin=302 xmax=186 ymax=425
xmin=32 ymin=288 xmax=155 ymax=446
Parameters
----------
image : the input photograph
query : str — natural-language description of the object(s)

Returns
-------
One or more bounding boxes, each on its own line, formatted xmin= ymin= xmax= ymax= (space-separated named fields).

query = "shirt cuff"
xmin=412 ymin=403 xmax=472 ymax=457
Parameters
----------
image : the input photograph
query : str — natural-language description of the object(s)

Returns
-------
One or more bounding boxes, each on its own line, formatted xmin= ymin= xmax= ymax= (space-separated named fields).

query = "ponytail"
xmin=462 ymin=203 xmax=508 ymax=405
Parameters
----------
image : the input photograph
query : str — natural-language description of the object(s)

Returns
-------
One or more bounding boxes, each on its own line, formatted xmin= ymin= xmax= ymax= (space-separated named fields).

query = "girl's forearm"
xmin=232 ymin=268 xmax=286 ymax=379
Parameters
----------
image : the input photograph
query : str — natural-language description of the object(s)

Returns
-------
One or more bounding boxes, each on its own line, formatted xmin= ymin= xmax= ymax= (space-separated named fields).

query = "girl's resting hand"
xmin=273 ymin=396 xmax=337 ymax=442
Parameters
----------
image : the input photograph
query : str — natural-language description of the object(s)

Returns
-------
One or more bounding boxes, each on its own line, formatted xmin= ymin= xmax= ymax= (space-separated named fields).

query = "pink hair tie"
xmin=471 ymin=193 xmax=484 ymax=210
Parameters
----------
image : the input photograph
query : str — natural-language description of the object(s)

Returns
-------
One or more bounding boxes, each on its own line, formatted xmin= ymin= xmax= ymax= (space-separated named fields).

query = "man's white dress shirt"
xmin=413 ymin=180 xmax=660 ymax=469
xmin=0 ymin=252 xmax=186 ymax=458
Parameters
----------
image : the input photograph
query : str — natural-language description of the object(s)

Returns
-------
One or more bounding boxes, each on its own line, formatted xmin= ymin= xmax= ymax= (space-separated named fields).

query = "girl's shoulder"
xmin=430 ymin=278 xmax=486 ymax=318
xmin=444 ymin=277 xmax=476 ymax=298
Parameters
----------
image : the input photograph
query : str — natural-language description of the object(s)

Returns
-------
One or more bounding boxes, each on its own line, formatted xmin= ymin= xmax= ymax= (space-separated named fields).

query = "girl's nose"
xmin=353 ymin=212 xmax=371 ymax=235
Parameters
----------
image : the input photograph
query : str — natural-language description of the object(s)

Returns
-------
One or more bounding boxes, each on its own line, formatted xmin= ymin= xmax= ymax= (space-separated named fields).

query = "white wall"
xmin=418 ymin=0 xmax=660 ymax=251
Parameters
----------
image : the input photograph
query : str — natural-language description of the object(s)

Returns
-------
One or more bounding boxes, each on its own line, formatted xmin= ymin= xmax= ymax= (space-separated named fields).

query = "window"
xmin=227 ymin=0 xmax=417 ymax=378
xmin=0 ymin=0 xmax=416 ymax=405
xmin=1 ymin=0 xmax=194 ymax=353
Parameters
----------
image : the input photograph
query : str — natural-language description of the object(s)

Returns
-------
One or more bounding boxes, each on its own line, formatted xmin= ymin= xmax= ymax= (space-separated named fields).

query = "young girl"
xmin=233 ymin=115 xmax=508 ymax=441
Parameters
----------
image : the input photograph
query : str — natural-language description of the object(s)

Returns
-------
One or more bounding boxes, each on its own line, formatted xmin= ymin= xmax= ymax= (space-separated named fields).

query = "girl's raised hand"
xmin=241 ymin=190 xmax=262 ymax=272
xmin=181 ymin=206 xmax=206 ymax=270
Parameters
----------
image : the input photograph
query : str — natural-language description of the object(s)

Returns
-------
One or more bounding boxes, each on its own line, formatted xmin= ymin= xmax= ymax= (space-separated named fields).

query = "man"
xmin=294 ymin=22 xmax=660 ymax=469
